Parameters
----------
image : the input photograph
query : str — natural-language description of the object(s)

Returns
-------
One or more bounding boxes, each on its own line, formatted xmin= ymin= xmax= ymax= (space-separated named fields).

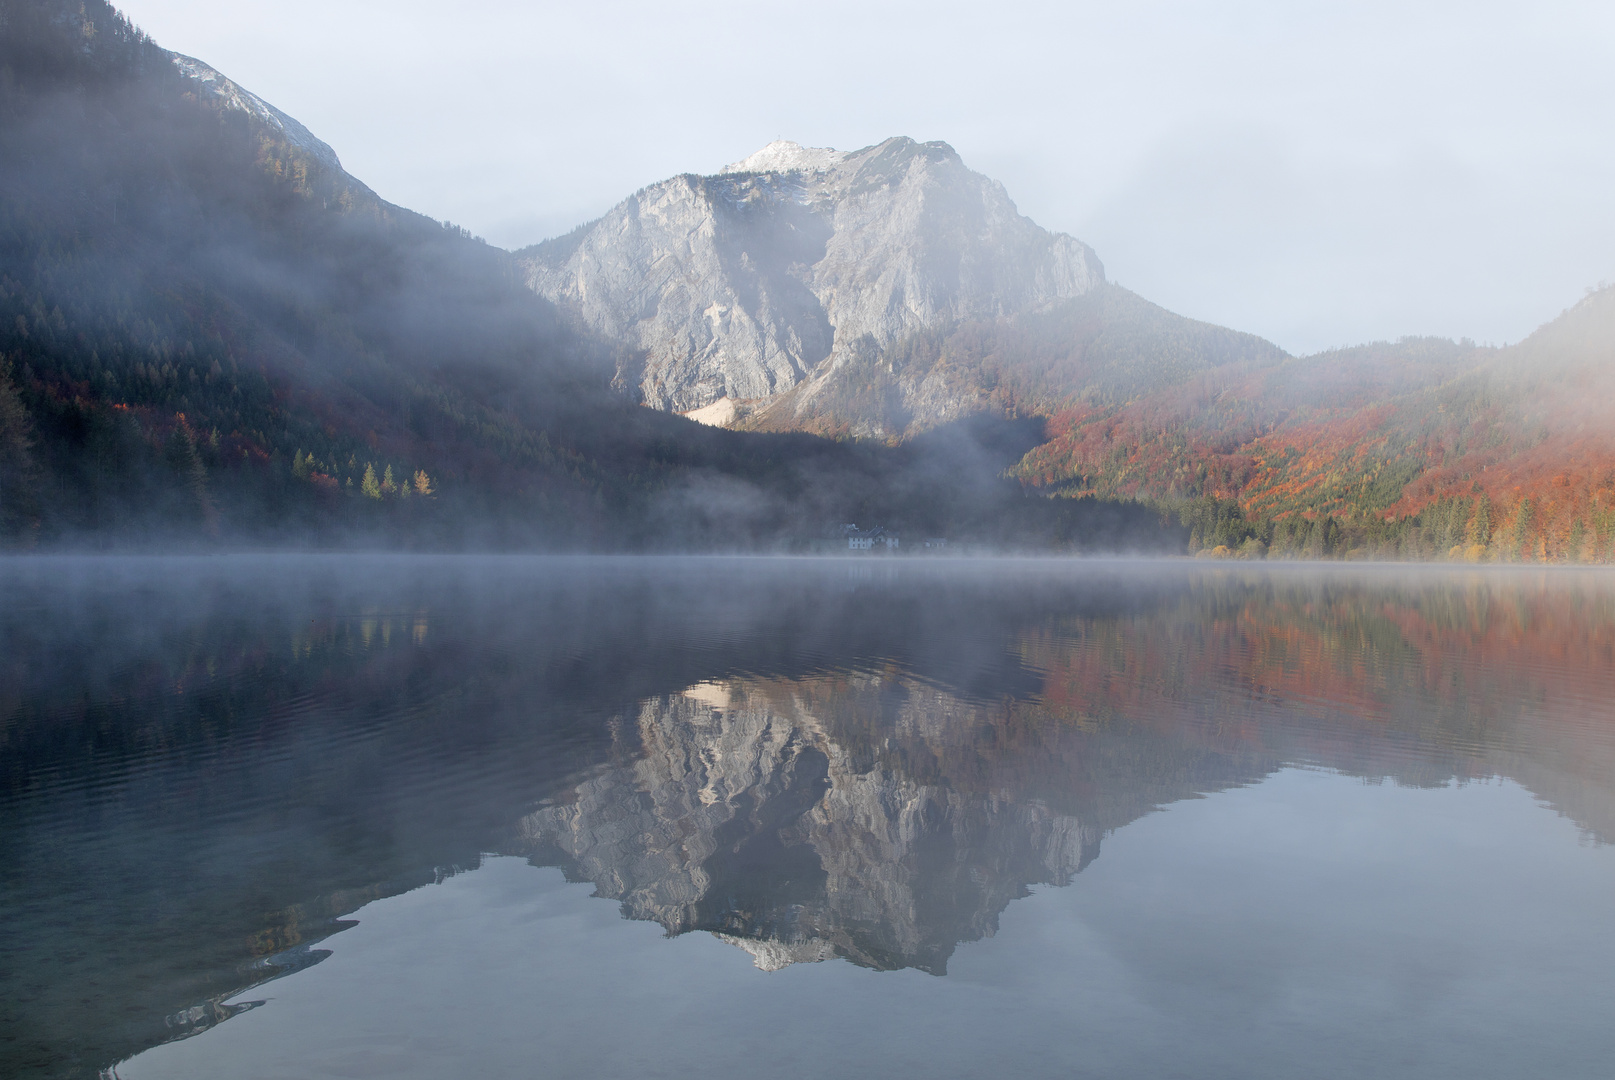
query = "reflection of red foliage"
xmin=756 ymin=578 xmax=1615 ymax=840
xmin=1018 ymin=579 xmax=1615 ymax=836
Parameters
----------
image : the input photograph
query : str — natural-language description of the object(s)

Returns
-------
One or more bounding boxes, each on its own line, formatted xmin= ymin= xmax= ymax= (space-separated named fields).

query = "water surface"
xmin=2 ymin=556 xmax=1613 ymax=1079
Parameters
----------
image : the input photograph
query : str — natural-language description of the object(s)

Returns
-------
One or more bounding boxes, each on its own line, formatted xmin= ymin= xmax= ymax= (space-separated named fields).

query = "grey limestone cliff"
xmin=516 ymin=138 xmax=1104 ymax=414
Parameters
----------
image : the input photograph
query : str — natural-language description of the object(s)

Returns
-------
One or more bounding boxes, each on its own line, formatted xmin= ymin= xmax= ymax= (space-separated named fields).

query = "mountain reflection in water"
xmin=2 ymin=556 xmax=1614 ymax=1079
xmin=522 ymin=681 xmax=1103 ymax=974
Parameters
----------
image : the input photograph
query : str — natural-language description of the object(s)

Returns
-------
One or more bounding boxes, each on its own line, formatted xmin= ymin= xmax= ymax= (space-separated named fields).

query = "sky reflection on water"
xmin=123 ymin=772 xmax=1615 ymax=1080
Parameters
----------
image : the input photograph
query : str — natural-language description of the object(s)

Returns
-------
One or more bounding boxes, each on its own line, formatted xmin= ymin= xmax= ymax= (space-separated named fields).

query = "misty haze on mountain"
xmin=2 ymin=0 xmax=1614 ymax=563
xmin=122 ymin=0 xmax=1615 ymax=355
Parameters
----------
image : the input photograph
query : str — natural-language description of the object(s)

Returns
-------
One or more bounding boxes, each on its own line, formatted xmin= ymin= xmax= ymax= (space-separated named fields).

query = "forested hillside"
xmin=0 ymin=0 xmax=604 ymax=544
xmin=0 ymin=0 xmax=1180 ymax=553
xmin=1004 ymin=289 xmax=1615 ymax=561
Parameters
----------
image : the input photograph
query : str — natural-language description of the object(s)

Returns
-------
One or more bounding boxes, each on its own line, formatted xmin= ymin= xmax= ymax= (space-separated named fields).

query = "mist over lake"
xmin=3 ymin=555 xmax=1613 ymax=1079
xmin=6 ymin=1 xmax=1615 ymax=1076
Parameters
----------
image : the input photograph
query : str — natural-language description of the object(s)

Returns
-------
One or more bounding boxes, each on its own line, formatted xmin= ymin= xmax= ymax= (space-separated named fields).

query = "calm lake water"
xmin=3 ymin=556 xmax=1614 ymax=1080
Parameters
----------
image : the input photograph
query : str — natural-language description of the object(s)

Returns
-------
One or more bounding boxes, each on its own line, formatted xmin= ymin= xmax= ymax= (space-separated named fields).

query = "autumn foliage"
xmin=1005 ymin=289 xmax=1615 ymax=562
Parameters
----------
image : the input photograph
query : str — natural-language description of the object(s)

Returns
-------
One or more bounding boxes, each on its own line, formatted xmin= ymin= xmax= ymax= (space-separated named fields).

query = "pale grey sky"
xmin=122 ymin=0 xmax=1615 ymax=355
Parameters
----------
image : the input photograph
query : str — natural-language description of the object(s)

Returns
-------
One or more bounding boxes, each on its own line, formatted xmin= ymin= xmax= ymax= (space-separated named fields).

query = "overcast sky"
xmin=122 ymin=0 xmax=1615 ymax=355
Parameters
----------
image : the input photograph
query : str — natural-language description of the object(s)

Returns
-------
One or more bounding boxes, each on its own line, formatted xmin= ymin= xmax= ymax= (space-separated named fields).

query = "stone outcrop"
xmin=516 ymin=138 xmax=1104 ymax=414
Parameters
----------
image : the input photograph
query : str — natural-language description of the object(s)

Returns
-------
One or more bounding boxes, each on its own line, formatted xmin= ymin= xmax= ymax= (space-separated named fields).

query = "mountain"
xmin=520 ymin=133 xmax=1615 ymax=563
xmin=0 ymin=0 xmax=610 ymax=543
xmin=167 ymin=53 xmax=345 ymax=172
xmin=519 ymin=138 xmax=1292 ymax=441
xmin=0 ymin=1 xmax=1179 ymax=552
xmin=518 ymin=138 xmax=1105 ymax=425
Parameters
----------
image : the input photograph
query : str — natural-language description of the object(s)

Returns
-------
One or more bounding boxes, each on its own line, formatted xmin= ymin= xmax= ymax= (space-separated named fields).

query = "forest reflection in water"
xmin=2 ymin=556 xmax=1614 ymax=1079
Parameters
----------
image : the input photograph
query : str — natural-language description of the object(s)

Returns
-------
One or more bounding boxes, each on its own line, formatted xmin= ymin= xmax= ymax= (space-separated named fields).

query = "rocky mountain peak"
xmin=722 ymin=139 xmax=848 ymax=175
xmin=517 ymin=136 xmax=1104 ymax=416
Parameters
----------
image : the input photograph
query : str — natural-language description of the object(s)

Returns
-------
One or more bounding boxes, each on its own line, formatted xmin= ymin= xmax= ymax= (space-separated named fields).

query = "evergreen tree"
xmin=0 ymin=366 xmax=39 ymax=539
xmin=1468 ymin=496 xmax=1492 ymax=549
xmin=361 ymin=463 xmax=382 ymax=499
xmin=1511 ymin=500 xmax=1534 ymax=561
xmin=163 ymin=421 xmax=216 ymax=535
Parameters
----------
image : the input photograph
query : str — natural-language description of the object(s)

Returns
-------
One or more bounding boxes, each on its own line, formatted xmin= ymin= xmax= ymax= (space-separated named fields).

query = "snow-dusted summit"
xmin=517 ymin=137 xmax=1104 ymax=416
xmin=722 ymin=139 xmax=848 ymax=175
xmin=170 ymin=54 xmax=342 ymax=172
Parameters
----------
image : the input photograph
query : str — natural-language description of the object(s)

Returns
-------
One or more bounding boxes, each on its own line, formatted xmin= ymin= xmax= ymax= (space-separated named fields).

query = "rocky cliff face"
xmin=517 ymin=138 xmax=1104 ymax=414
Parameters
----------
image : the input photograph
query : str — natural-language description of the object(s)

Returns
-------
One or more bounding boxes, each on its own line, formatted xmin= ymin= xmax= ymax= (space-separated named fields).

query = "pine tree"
xmin=382 ymin=465 xmax=396 ymax=495
xmin=1468 ymin=496 xmax=1492 ymax=549
xmin=361 ymin=463 xmax=382 ymax=499
xmin=413 ymin=470 xmax=433 ymax=496
xmin=1511 ymin=500 xmax=1534 ymax=561
xmin=0 ymin=366 xmax=39 ymax=539
xmin=163 ymin=420 xmax=217 ymax=536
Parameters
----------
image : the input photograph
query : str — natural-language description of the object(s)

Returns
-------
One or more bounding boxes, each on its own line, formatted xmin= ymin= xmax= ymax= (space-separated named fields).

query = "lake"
xmin=3 ymin=556 xmax=1613 ymax=1079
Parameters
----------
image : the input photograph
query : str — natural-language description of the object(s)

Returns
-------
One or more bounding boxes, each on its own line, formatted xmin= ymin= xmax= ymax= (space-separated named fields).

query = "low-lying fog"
xmin=5 ymin=555 xmax=1614 ymax=1079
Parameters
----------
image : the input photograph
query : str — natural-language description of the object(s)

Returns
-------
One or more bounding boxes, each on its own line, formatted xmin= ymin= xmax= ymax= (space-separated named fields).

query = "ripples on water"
xmin=2 ymin=556 xmax=1614 ymax=1079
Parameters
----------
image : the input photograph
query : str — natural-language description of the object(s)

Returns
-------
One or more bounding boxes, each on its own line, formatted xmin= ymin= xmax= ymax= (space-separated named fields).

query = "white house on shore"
xmin=841 ymin=524 xmax=900 ymax=551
